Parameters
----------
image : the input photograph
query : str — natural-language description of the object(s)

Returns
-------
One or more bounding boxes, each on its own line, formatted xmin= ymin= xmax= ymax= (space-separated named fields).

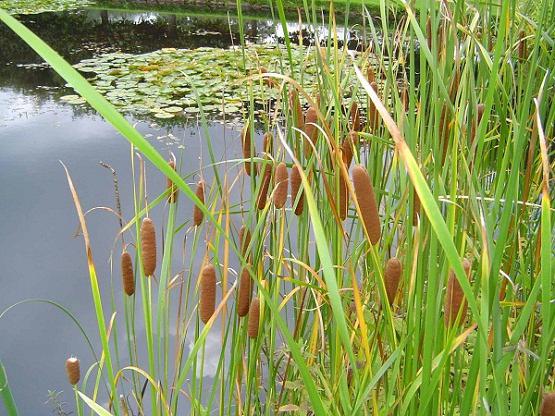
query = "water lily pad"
xmin=153 ymin=112 xmax=175 ymax=119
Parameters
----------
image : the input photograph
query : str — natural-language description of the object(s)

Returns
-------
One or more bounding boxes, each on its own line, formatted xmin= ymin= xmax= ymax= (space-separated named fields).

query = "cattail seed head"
xmin=248 ymin=297 xmax=260 ymax=338
xmin=413 ymin=191 xmax=421 ymax=226
xmin=352 ymin=165 xmax=381 ymax=245
xmin=303 ymin=106 xmax=318 ymax=155
xmin=350 ymin=101 xmax=361 ymax=132
xmin=239 ymin=225 xmax=251 ymax=257
xmin=273 ymin=162 xmax=289 ymax=209
xmin=242 ymin=124 xmax=256 ymax=176
xmin=368 ymin=81 xmax=379 ymax=131
xmin=263 ymin=132 xmax=273 ymax=154
xmin=541 ymin=392 xmax=555 ymax=416
xmin=65 ymin=357 xmax=80 ymax=385
xmin=141 ymin=217 xmax=156 ymax=276
xmin=199 ymin=264 xmax=216 ymax=324
xmin=121 ymin=251 xmax=135 ymax=296
xmin=518 ymin=30 xmax=527 ymax=61
xmin=444 ymin=259 xmax=472 ymax=327
xmin=289 ymin=90 xmax=304 ymax=130
xmin=342 ymin=131 xmax=356 ymax=168
xmin=193 ymin=180 xmax=205 ymax=226
xmin=237 ymin=267 xmax=252 ymax=317
xmin=166 ymin=160 xmax=178 ymax=203
xmin=366 ymin=65 xmax=376 ymax=84
xmin=256 ymin=162 xmax=273 ymax=210
xmin=384 ymin=258 xmax=402 ymax=305
xmin=290 ymin=165 xmax=304 ymax=216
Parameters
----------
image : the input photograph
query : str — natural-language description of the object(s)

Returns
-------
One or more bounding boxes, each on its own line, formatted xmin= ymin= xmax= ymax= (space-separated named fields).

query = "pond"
xmin=0 ymin=6 xmax=367 ymax=414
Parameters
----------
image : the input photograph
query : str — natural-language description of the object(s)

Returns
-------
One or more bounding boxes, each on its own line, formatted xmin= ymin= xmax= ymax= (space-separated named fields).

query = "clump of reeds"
xmin=239 ymin=225 xmax=251 ymax=257
xmin=303 ymin=105 xmax=318 ymax=155
xmin=352 ymin=165 xmax=381 ymax=245
xmin=541 ymin=392 xmax=555 ymax=416
xmin=121 ymin=251 xmax=135 ymax=296
xmin=193 ymin=180 xmax=205 ymax=226
xmin=166 ymin=159 xmax=178 ymax=203
xmin=140 ymin=217 xmax=156 ymax=276
xmin=237 ymin=266 xmax=252 ymax=317
xmin=273 ymin=162 xmax=289 ymax=209
xmin=290 ymin=165 xmax=304 ymax=216
xmin=65 ymin=357 xmax=80 ymax=385
xmin=350 ymin=101 xmax=361 ymax=132
xmin=199 ymin=263 xmax=216 ymax=324
xmin=256 ymin=161 xmax=272 ymax=210
xmin=248 ymin=297 xmax=260 ymax=338
xmin=444 ymin=259 xmax=472 ymax=327
xmin=384 ymin=257 xmax=402 ymax=305
xmin=242 ymin=123 xmax=256 ymax=176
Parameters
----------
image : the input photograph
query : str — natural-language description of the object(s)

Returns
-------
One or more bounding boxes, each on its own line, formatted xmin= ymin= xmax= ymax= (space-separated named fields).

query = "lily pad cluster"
xmin=72 ymin=44 xmax=335 ymax=120
xmin=0 ymin=0 xmax=94 ymax=14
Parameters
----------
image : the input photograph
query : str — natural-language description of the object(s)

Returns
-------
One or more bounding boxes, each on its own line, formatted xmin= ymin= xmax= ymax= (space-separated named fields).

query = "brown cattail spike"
xmin=541 ymin=392 xmax=555 ymax=416
xmin=350 ymin=101 xmax=361 ymax=132
xmin=303 ymin=106 xmax=318 ymax=155
xmin=121 ymin=251 xmax=135 ymax=296
xmin=290 ymin=165 xmax=304 ymax=216
xmin=247 ymin=297 xmax=260 ymax=338
xmin=65 ymin=357 xmax=80 ymax=385
xmin=289 ymin=90 xmax=304 ymax=130
xmin=166 ymin=160 xmax=178 ymax=203
xmin=342 ymin=131 xmax=356 ymax=168
xmin=141 ymin=218 xmax=156 ymax=276
xmin=239 ymin=225 xmax=251 ymax=257
xmin=352 ymin=165 xmax=381 ymax=245
xmin=237 ymin=267 xmax=252 ymax=317
xmin=256 ymin=162 xmax=272 ymax=210
xmin=242 ymin=124 xmax=256 ymax=176
xmin=263 ymin=132 xmax=273 ymax=154
xmin=413 ymin=191 xmax=421 ymax=226
xmin=384 ymin=258 xmax=402 ymax=305
xmin=199 ymin=264 xmax=216 ymax=324
xmin=366 ymin=65 xmax=376 ymax=84
xmin=193 ymin=180 xmax=205 ymax=226
xmin=518 ymin=30 xmax=527 ymax=61
xmin=444 ymin=259 xmax=472 ymax=327
xmin=273 ymin=162 xmax=289 ymax=209
xmin=368 ymin=81 xmax=379 ymax=131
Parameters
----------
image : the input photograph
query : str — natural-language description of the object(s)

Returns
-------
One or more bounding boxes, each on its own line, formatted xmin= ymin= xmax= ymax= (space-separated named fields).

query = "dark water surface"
xmin=0 ymin=8 xmax=363 ymax=414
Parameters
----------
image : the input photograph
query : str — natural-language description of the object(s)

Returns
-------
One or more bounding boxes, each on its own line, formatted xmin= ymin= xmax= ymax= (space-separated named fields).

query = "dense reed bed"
xmin=1 ymin=0 xmax=554 ymax=414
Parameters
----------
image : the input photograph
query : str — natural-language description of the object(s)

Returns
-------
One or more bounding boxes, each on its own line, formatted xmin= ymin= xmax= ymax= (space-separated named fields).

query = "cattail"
xmin=65 ymin=357 xmax=80 ymax=385
xmin=237 ymin=267 xmax=252 ymax=317
xmin=289 ymin=90 xmax=304 ymax=130
xmin=242 ymin=124 xmax=256 ymax=176
xmin=342 ymin=131 xmax=356 ymax=167
xmin=413 ymin=191 xmax=421 ymax=226
xmin=290 ymin=165 xmax=304 ymax=216
xmin=263 ymin=132 xmax=273 ymax=154
xmin=166 ymin=160 xmax=178 ymax=203
xmin=273 ymin=162 xmax=289 ymax=209
xmin=303 ymin=106 xmax=318 ymax=155
xmin=338 ymin=173 xmax=348 ymax=221
xmin=366 ymin=64 xmax=376 ymax=84
xmin=368 ymin=81 xmax=379 ymax=131
xmin=444 ymin=259 xmax=472 ymax=327
xmin=239 ymin=225 xmax=251 ymax=257
xmin=426 ymin=16 xmax=432 ymax=50
xmin=439 ymin=103 xmax=451 ymax=162
xmin=471 ymin=103 xmax=486 ymax=143
xmin=256 ymin=162 xmax=273 ymax=210
xmin=193 ymin=180 xmax=205 ymax=226
xmin=350 ymin=101 xmax=361 ymax=132
xmin=121 ymin=251 xmax=135 ymax=296
xmin=401 ymin=83 xmax=409 ymax=112
xmin=384 ymin=258 xmax=402 ymax=305
xmin=247 ymin=297 xmax=260 ymax=338
xmin=141 ymin=218 xmax=156 ymax=276
xmin=518 ymin=30 xmax=527 ymax=61
xmin=541 ymin=392 xmax=555 ymax=416
xmin=199 ymin=264 xmax=216 ymax=324
xmin=449 ymin=68 xmax=461 ymax=102
xmin=352 ymin=165 xmax=381 ymax=245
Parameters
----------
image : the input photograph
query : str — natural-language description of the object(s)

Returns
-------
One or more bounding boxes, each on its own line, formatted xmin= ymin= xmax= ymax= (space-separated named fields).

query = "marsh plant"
xmin=1 ymin=0 xmax=554 ymax=414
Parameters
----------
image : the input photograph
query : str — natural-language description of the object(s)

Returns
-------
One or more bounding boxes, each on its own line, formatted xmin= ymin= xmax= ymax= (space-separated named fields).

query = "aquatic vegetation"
xmin=0 ymin=0 xmax=94 ymax=15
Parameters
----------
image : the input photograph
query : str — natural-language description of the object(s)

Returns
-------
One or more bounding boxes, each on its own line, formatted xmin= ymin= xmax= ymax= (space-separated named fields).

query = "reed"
xmin=193 ymin=180 xmax=205 ymax=226
xmin=199 ymin=263 xmax=216 ymax=324
xmin=120 ymin=251 xmax=135 ymax=296
xmin=273 ymin=162 xmax=289 ymax=209
xmin=352 ymin=165 xmax=381 ymax=245
xmin=65 ymin=357 xmax=80 ymax=385
xmin=140 ymin=217 xmax=156 ymax=276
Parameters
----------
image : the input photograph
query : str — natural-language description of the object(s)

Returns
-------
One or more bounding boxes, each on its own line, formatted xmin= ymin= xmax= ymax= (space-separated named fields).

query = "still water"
xmin=0 ymin=7 xmax=363 ymax=414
